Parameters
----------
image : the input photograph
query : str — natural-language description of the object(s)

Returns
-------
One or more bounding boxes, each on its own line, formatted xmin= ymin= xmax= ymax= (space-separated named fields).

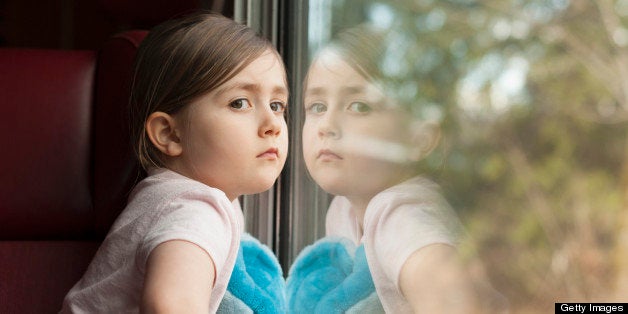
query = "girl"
xmin=62 ymin=12 xmax=288 ymax=313
xmin=288 ymin=26 xmax=504 ymax=313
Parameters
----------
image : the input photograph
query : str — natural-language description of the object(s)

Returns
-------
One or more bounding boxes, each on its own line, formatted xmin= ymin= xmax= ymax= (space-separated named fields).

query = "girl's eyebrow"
xmin=215 ymin=82 xmax=288 ymax=98
xmin=340 ymin=86 xmax=366 ymax=95
xmin=273 ymin=85 xmax=289 ymax=97
xmin=305 ymin=85 xmax=366 ymax=97
xmin=304 ymin=87 xmax=325 ymax=97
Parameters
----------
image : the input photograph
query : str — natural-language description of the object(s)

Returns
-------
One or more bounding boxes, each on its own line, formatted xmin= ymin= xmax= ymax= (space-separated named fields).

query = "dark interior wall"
xmin=0 ymin=0 xmax=233 ymax=49
xmin=1 ymin=0 xmax=116 ymax=49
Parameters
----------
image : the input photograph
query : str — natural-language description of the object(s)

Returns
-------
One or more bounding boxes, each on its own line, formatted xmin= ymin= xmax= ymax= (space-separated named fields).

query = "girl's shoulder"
xmin=132 ymin=168 xmax=228 ymax=202
xmin=120 ymin=168 xmax=235 ymax=227
xmin=365 ymin=176 xmax=462 ymax=239
xmin=372 ymin=176 xmax=445 ymax=208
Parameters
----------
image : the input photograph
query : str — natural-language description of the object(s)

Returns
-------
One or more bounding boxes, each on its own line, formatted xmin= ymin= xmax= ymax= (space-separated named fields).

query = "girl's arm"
xmin=141 ymin=240 xmax=215 ymax=314
xmin=399 ymin=243 xmax=478 ymax=314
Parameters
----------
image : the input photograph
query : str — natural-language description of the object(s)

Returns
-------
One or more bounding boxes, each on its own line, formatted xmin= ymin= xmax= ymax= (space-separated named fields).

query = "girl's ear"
xmin=145 ymin=112 xmax=183 ymax=157
xmin=409 ymin=121 xmax=441 ymax=162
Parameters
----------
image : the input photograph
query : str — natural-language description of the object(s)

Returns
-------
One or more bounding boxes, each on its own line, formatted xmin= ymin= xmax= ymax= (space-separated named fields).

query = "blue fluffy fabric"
xmin=286 ymin=237 xmax=384 ymax=314
xmin=217 ymin=234 xmax=286 ymax=313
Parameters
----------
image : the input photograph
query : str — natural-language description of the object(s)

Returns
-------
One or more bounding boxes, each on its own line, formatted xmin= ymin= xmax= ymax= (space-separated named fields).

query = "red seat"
xmin=0 ymin=30 xmax=147 ymax=314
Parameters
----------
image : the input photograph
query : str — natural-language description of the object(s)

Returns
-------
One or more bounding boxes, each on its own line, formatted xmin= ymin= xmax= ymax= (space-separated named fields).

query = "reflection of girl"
xmin=290 ymin=26 xmax=500 ymax=313
xmin=61 ymin=13 xmax=288 ymax=313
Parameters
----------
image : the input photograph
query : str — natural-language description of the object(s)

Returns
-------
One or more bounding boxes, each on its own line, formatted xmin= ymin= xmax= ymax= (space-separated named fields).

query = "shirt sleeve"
xmin=366 ymin=189 xmax=462 ymax=290
xmin=136 ymin=192 xmax=234 ymax=276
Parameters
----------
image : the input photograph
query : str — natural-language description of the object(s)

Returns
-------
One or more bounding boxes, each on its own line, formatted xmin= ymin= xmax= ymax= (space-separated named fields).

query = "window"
xmin=242 ymin=0 xmax=628 ymax=310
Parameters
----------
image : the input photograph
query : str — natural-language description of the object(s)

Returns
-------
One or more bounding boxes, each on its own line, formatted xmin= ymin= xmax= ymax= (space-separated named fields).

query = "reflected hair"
xmin=315 ymin=24 xmax=437 ymax=120
xmin=130 ymin=12 xmax=276 ymax=170
xmin=326 ymin=25 xmax=388 ymax=86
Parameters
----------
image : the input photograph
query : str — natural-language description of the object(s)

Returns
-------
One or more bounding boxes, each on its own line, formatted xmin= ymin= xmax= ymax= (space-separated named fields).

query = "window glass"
xmin=285 ymin=0 xmax=628 ymax=311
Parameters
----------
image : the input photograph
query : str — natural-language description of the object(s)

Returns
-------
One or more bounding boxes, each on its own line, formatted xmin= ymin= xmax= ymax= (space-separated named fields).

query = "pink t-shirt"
xmin=61 ymin=168 xmax=243 ymax=313
xmin=326 ymin=176 xmax=463 ymax=313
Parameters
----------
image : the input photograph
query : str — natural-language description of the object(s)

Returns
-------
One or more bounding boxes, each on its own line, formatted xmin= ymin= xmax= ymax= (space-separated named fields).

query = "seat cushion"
xmin=0 ymin=49 xmax=95 ymax=239
xmin=93 ymin=30 xmax=147 ymax=237
xmin=0 ymin=241 xmax=99 ymax=313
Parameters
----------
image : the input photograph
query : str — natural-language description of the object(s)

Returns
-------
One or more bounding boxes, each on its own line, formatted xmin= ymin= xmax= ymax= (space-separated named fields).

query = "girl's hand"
xmin=141 ymin=240 xmax=215 ymax=313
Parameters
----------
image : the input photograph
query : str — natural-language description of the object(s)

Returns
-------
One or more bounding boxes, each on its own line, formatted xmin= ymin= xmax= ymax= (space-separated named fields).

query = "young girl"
xmin=61 ymin=12 xmax=289 ymax=313
xmin=288 ymin=26 xmax=504 ymax=313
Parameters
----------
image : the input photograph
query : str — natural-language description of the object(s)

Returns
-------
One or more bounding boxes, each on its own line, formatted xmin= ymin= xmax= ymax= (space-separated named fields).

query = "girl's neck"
xmin=344 ymin=172 xmax=418 ymax=233
xmin=346 ymin=196 xmax=371 ymax=234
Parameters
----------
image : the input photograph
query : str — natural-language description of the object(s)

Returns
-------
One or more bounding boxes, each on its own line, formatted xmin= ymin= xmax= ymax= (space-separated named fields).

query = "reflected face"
xmin=174 ymin=50 xmax=289 ymax=200
xmin=302 ymin=51 xmax=416 ymax=202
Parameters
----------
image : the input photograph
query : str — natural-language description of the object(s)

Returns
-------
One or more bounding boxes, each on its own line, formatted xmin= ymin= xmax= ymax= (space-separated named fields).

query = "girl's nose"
xmin=318 ymin=112 xmax=341 ymax=139
xmin=259 ymin=106 xmax=283 ymax=137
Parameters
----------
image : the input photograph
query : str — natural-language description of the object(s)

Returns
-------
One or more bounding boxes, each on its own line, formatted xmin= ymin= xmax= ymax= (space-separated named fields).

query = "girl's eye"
xmin=270 ymin=101 xmax=286 ymax=113
xmin=348 ymin=101 xmax=372 ymax=113
xmin=308 ymin=102 xmax=327 ymax=114
xmin=229 ymin=98 xmax=251 ymax=110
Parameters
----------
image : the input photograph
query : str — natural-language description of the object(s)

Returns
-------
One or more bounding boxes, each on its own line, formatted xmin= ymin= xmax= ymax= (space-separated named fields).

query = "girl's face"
xmin=173 ymin=50 xmax=289 ymax=200
xmin=302 ymin=51 xmax=417 ymax=204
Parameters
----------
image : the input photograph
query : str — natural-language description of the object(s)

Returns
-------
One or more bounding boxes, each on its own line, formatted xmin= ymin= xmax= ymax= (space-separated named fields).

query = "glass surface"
xmin=283 ymin=0 xmax=628 ymax=311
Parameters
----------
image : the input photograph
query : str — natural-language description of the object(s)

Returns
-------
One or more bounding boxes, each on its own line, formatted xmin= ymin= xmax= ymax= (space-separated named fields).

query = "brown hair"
xmin=313 ymin=25 xmax=433 ymax=118
xmin=303 ymin=25 xmax=389 ymax=104
xmin=130 ymin=12 xmax=277 ymax=170
xmin=327 ymin=25 xmax=388 ymax=85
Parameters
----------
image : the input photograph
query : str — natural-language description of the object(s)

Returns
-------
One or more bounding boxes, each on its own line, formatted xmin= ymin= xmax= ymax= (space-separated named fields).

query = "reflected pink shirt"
xmin=61 ymin=168 xmax=243 ymax=313
xmin=326 ymin=176 xmax=463 ymax=313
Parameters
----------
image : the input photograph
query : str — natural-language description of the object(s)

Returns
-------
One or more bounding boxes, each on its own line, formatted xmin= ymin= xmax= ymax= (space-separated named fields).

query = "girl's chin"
xmin=243 ymin=179 xmax=278 ymax=195
xmin=315 ymin=179 xmax=353 ymax=196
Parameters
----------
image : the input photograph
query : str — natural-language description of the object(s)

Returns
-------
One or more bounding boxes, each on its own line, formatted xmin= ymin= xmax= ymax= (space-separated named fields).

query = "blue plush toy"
xmin=217 ymin=235 xmax=383 ymax=313
xmin=286 ymin=237 xmax=384 ymax=314
xmin=217 ymin=233 xmax=286 ymax=314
